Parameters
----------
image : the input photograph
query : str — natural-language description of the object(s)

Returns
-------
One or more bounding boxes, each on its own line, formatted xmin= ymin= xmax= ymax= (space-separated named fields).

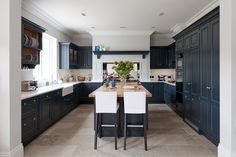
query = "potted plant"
xmin=112 ymin=61 xmax=134 ymax=83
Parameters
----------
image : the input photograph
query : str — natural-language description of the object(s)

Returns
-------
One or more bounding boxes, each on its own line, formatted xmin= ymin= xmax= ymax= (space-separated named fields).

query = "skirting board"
xmin=0 ymin=143 xmax=23 ymax=157
xmin=218 ymin=144 xmax=236 ymax=157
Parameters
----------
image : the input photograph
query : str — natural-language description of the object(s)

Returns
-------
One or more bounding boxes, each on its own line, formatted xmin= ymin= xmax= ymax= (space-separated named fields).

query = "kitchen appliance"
xmin=158 ymin=75 xmax=167 ymax=81
xmin=21 ymin=80 xmax=37 ymax=91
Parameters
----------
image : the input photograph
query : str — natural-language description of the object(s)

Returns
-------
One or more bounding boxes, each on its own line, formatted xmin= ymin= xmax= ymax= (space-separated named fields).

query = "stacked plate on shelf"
xmin=23 ymin=34 xmax=39 ymax=48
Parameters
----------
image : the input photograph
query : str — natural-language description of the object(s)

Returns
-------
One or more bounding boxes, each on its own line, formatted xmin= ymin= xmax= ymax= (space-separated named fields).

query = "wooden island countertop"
xmin=88 ymin=85 xmax=152 ymax=98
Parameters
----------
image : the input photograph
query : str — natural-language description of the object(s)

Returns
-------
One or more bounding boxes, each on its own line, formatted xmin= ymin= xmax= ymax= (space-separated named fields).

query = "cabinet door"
xmin=200 ymin=23 xmax=211 ymax=102
xmin=176 ymin=38 xmax=183 ymax=52
xmin=183 ymin=93 xmax=191 ymax=119
xmin=183 ymin=52 xmax=192 ymax=94
xmin=51 ymin=90 xmax=62 ymax=122
xmin=209 ymin=17 xmax=220 ymax=141
xmin=155 ymin=83 xmax=164 ymax=102
xmin=22 ymin=111 xmax=38 ymax=145
xmin=191 ymin=49 xmax=200 ymax=126
xmin=191 ymin=30 xmax=199 ymax=48
xmin=39 ymin=94 xmax=51 ymax=132
xmin=86 ymin=47 xmax=93 ymax=69
xmin=150 ymin=47 xmax=157 ymax=69
xmin=184 ymin=35 xmax=191 ymax=50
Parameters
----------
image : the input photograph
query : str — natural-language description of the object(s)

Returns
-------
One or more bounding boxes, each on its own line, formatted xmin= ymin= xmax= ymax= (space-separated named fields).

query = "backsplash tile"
xmin=150 ymin=69 xmax=176 ymax=81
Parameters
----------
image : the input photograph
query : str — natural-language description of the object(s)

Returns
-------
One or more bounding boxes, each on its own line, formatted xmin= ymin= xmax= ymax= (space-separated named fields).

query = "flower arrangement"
xmin=112 ymin=61 xmax=134 ymax=80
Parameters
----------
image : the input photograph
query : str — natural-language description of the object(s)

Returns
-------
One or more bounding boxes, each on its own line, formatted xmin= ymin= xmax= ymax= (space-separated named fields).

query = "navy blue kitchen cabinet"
xmin=164 ymin=83 xmax=176 ymax=109
xmin=22 ymin=87 xmax=81 ymax=146
xmin=199 ymin=16 xmax=219 ymax=145
xmin=142 ymin=82 xmax=164 ymax=103
xmin=73 ymin=84 xmax=81 ymax=105
xmin=78 ymin=46 xmax=93 ymax=69
xmin=51 ymin=90 xmax=63 ymax=122
xmin=59 ymin=42 xmax=80 ymax=69
xmin=174 ymin=7 xmax=219 ymax=145
xmin=79 ymin=83 xmax=102 ymax=104
xmin=39 ymin=93 xmax=52 ymax=132
xmin=150 ymin=46 xmax=175 ymax=69
xmin=22 ymin=97 xmax=39 ymax=146
xmin=182 ymin=29 xmax=201 ymax=129
xmin=168 ymin=43 xmax=176 ymax=69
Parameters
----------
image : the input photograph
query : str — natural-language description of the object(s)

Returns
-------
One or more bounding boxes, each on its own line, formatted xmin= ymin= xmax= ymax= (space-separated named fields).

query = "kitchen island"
xmin=89 ymin=84 xmax=152 ymax=137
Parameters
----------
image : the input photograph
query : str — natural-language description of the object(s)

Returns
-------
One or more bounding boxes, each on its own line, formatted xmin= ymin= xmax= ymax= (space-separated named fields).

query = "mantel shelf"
xmin=93 ymin=51 xmax=149 ymax=59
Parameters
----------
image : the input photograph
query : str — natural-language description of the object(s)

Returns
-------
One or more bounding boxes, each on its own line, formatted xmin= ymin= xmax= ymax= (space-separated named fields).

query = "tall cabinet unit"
xmin=199 ymin=17 xmax=220 ymax=144
xmin=174 ymin=7 xmax=219 ymax=145
xmin=182 ymin=30 xmax=200 ymax=128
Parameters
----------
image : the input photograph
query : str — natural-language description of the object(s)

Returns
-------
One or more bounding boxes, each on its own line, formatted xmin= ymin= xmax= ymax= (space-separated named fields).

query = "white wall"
xmin=218 ymin=0 xmax=236 ymax=156
xmin=92 ymin=34 xmax=150 ymax=51
xmin=91 ymin=33 xmax=151 ymax=81
xmin=72 ymin=33 xmax=92 ymax=46
xmin=0 ymin=0 xmax=23 ymax=157
xmin=150 ymin=33 xmax=175 ymax=46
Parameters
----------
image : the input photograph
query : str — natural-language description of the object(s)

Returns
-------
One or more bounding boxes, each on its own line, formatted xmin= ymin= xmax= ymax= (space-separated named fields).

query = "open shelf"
xmin=93 ymin=50 xmax=149 ymax=59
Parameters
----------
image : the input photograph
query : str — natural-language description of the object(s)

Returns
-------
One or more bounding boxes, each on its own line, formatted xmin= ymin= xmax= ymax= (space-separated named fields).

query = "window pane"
xmin=33 ymin=33 xmax=57 ymax=84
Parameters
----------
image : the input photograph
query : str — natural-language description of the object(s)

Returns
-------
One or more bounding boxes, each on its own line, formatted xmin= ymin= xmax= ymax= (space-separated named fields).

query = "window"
xmin=33 ymin=33 xmax=57 ymax=84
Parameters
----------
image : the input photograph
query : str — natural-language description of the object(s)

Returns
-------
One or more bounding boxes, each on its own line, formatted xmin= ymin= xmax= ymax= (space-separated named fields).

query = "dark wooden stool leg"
xmin=114 ymin=113 xmax=118 ymax=150
xmin=144 ymin=113 xmax=147 ymax=151
xmin=124 ymin=113 xmax=127 ymax=150
xmin=94 ymin=113 xmax=99 ymax=149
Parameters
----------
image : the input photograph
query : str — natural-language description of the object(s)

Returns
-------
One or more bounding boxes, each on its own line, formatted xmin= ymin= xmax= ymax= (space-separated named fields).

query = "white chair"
xmin=94 ymin=92 xmax=119 ymax=150
xmin=123 ymin=92 xmax=147 ymax=151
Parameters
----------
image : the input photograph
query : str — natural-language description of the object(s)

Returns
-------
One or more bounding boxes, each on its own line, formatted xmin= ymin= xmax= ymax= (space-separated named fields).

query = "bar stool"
xmin=94 ymin=92 xmax=119 ymax=150
xmin=123 ymin=92 xmax=147 ymax=151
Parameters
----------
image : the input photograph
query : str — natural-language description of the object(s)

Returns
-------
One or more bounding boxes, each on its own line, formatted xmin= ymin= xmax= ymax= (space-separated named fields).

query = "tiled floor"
xmin=24 ymin=104 xmax=217 ymax=157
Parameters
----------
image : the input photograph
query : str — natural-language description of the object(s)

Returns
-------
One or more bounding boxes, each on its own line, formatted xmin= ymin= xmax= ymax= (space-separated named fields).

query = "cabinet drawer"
xmin=22 ymin=98 xmax=39 ymax=115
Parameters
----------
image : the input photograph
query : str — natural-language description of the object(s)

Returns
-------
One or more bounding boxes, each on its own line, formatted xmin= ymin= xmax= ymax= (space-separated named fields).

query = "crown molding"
xmin=22 ymin=0 xmax=73 ymax=38
xmin=170 ymin=0 xmax=219 ymax=37
xmin=89 ymin=30 xmax=154 ymax=36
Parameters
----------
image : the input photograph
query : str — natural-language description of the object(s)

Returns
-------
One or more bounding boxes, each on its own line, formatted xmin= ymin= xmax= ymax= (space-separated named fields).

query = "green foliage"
xmin=112 ymin=61 xmax=134 ymax=79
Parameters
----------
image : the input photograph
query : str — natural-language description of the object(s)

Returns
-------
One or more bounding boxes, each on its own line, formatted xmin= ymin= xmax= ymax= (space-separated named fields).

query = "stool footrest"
xmin=127 ymin=124 xmax=144 ymax=128
xmin=101 ymin=124 xmax=116 ymax=127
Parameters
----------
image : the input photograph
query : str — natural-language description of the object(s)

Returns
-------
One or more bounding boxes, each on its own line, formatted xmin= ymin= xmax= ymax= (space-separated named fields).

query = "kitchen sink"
xmin=62 ymin=83 xmax=74 ymax=96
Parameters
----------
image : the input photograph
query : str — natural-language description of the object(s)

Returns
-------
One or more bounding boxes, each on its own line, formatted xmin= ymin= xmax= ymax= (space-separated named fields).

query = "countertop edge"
xmin=21 ymin=81 xmax=102 ymax=100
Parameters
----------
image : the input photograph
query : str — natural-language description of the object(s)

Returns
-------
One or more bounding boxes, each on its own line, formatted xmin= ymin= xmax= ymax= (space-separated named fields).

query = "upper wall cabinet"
xmin=22 ymin=17 xmax=46 ymax=69
xmin=150 ymin=43 xmax=175 ymax=69
xmin=59 ymin=42 xmax=79 ymax=69
xmin=59 ymin=43 xmax=92 ymax=69
xmin=78 ymin=46 xmax=92 ymax=69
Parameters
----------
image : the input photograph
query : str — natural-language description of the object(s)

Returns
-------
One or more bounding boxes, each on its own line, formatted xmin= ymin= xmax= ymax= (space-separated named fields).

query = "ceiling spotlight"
xmin=91 ymin=27 xmax=95 ymax=29
xmin=81 ymin=13 xmax=86 ymax=16
xmin=159 ymin=12 xmax=165 ymax=16
xmin=120 ymin=26 xmax=127 ymax=29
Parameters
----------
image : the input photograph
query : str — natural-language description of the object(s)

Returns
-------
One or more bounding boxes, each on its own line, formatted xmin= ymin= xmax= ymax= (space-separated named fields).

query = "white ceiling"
xmin=23 ymin=0 xmax=216 ymax=35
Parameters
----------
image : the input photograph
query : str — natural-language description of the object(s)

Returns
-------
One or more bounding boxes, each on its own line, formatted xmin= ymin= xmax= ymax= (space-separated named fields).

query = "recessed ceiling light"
xmin=152 ymin=26 xmax=156 ymax=29
xmin=91 ymin=27 xmax=95 ymax=29
xmin=159 ymin=12 xmax=165 ymax=16
xmin=120 ymin=26 xmax=127 ymax=29
xmin=81 ymin=13 xmax=86 ymax=16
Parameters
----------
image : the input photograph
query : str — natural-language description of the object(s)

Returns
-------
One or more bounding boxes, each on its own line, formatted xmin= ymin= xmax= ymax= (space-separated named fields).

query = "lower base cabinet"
xmin=22 ymin=97 xmax=39 ymax=145
xmin=80 ymin=83 xmax=102 ymax=104
xmin=142 ymin=82 xmax=164 ymax=103
xmin=21 ymin=82 xmax=100 ymax=146
xmin=164 ymin=83 xmax=176 ymax=109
